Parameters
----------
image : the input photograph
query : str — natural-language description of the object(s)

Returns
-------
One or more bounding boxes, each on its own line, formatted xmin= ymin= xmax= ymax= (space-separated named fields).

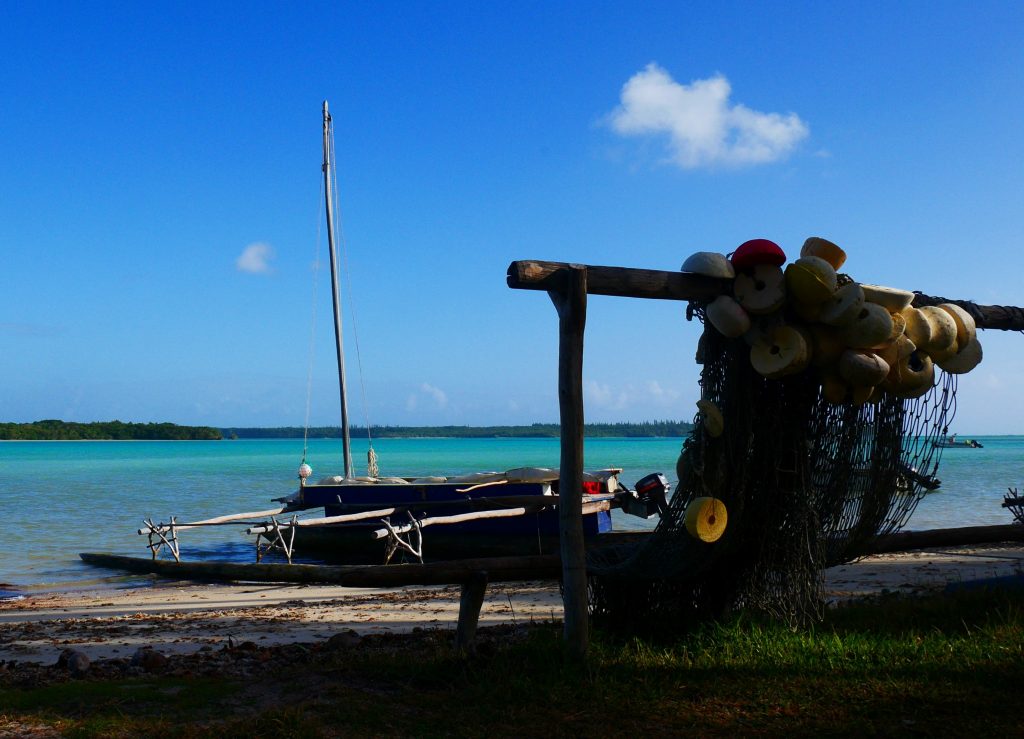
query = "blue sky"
xmin=2 ymin=2 xmax=1023 ymax=432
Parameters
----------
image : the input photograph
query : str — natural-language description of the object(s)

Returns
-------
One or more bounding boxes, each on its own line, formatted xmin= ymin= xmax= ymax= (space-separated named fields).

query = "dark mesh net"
xmin=589 ymin=315 xmax=956 ymax=630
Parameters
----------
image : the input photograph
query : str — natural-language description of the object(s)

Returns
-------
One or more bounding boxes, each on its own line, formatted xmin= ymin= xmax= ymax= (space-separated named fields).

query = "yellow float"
xmin=684 ymin=496 xmax=728 ymax=542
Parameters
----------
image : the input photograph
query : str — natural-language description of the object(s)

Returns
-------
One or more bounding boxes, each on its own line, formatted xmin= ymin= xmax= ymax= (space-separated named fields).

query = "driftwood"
xmin=856 ymin=523 xmax=1024 ymax=555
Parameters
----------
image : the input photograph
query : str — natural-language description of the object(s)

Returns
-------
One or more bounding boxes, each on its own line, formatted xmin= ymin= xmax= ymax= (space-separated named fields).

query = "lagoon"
xmin=1 ymin=436 xmax=1020 ymax=595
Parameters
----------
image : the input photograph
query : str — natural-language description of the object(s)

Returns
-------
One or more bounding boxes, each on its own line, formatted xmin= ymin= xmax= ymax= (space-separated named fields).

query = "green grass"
xmin=3 ymin=589 xmax=1023 ymax=737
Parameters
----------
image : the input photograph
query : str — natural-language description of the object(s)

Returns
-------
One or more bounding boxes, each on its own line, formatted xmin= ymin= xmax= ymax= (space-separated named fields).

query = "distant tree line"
xmin=0 ymin=420 xmax=222 ymax=441
xmin=222 ymin=420 xmax=692 ymax=439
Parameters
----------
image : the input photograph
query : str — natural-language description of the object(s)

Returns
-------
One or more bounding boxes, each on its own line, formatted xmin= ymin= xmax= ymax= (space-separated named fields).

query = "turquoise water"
xmin=1 ymin=436 xmax=1021 ymax=594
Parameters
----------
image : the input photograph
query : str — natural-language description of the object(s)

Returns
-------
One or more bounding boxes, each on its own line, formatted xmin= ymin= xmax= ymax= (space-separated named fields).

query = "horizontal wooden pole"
xmin=509 ymin=259 xmax=1024 ymax=331
xmin=910 ymin=294 xmax=1024 ymax=332
xmin=855 ymin=523 xmax=1024 ymax=556
xmin=367 ymin=499 xmax=612 ymax=540
xmin=507 ymin=260 xmax=728 ymax=302
xmin=247 ymin=497 xmax=615 ymax=536
xmin=371 ymin=507 xmax=535 ymax=539
xmin=246 ymin=507 xmax=400 ymax=535
xmin=138 ymin=507 xmax=290 ymax=535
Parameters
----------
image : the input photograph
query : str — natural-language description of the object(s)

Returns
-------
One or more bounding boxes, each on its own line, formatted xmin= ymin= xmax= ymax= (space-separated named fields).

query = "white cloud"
xmin=421 ymin=383 xmax=448 ymax=408
xmin=407 ymin=383 xmax=448 ymax=412
xmin=585 ymin=381 xmax=629 ymax=411
xmin=607 ymin=64 xmax=808 ymax=169
xmin=236 ymin=242 xmax=275 ymax=274
xmin=644 ymin=380 xmax=681 ymax=405
xmin=586 ymin=379 xmax=683 ymax=414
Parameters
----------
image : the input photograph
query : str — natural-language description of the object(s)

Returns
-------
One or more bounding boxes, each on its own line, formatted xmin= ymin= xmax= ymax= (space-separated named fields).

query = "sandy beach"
xmin=1 ymin=543 xmax=1021 ymax=666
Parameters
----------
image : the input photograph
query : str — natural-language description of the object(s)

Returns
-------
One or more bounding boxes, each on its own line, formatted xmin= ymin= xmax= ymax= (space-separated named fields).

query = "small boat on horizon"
xmin=933 ymin=434 xmax=983 ymax=449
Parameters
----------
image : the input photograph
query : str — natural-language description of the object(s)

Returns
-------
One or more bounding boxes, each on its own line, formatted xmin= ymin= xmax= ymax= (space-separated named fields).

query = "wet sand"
xmin=2 ymin=544 xmax=1022 ymax=664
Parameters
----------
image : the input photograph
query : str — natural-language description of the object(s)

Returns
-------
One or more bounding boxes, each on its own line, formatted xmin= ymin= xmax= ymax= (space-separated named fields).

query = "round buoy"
xmin=684 ymin=496 xmax=728 ymax=542
xmin=730 ymin=238 xmax=786 ymax=270
xmin=298 ymin=463 xmax=313 ymax=480
xmin=696 ymin=399 xmax=725 ymax=438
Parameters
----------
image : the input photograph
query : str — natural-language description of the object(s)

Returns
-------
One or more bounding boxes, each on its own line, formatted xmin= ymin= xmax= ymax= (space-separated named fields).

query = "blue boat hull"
xmin=291 ymin=480 xmax=612 ymax=563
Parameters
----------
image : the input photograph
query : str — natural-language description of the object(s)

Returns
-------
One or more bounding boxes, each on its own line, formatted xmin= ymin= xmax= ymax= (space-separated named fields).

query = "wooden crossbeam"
xmin=507 ymin=260 xmax=1024 ymax=331
xmin=508 ymin=260 xmax=727 ymax=302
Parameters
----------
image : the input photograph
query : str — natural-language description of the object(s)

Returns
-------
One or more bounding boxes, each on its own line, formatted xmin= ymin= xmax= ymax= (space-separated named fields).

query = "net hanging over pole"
xmin=588 ymin=237 xmax=974 ymax=631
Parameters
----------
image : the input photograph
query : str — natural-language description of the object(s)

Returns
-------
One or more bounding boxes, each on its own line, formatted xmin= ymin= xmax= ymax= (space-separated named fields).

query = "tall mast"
xmin=322 ymin=100 xmax=354 ymax=479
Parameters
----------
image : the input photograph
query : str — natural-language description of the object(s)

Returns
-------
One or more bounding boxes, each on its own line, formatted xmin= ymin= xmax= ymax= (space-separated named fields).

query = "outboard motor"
xmin=621 ymin=472 xmax=671 ymax=518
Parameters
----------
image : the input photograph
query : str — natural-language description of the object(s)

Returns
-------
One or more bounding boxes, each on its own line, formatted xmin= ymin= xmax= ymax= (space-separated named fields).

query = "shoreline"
xmin=2 ymin=543 xmax=1021 ymax=665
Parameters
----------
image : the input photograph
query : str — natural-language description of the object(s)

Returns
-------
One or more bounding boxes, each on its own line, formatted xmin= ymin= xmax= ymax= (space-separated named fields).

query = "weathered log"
xmin=595 ymin=525 xmax=1024 ymax=557
xmin=79 ymin=552 xmax=561 ymax=586
xmin=508 ymin=260 xmax=1024 ymax=331
xmin=509 ymin=260 xmax=727 ymax=302
xmin=855 ymin=523 xmax=1024 ymax=555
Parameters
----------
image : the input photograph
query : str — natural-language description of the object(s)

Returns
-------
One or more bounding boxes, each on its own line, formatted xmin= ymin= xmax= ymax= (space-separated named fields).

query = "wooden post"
xmin=455 ymin=571 xmax=489 ymax=652
xmin=548 ymin=265 xmax=589 ymax=659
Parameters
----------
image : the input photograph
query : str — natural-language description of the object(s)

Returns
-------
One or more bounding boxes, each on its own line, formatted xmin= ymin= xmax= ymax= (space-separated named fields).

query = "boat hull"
xmin=290 ymin=480 xmax=613 ymax=563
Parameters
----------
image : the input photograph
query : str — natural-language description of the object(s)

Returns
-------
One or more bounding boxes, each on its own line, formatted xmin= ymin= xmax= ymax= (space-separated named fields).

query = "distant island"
xmin=0 ymin=420 xmax=223 ymax=441
xmin=2 ymin=419 xmax=692 ymax=441
xmin=223 ymin=421 xmax=692 ymax=439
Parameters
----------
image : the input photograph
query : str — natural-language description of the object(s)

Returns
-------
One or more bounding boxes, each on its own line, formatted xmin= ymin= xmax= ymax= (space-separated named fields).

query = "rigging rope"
xmin=327 ymin=119 xmax=378 ymax=476
xmin=301 ymin=174 xmax=325 ymax=467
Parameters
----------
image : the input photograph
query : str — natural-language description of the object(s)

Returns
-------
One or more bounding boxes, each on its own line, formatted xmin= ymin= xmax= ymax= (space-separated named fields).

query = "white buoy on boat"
xmin=298 ymin=463 xmax=313 ymax=480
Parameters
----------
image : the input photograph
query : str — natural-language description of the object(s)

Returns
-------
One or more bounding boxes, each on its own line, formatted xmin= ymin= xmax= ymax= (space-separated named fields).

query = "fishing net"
xmin=589 ymin=310 xmax=957 ymax=631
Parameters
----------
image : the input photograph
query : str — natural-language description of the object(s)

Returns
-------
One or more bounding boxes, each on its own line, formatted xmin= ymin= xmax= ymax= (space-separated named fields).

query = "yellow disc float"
xmin=684 ymin=496 xmax=728 ymax=542
xmin=695 ymin=399 xmax=724 ymax=438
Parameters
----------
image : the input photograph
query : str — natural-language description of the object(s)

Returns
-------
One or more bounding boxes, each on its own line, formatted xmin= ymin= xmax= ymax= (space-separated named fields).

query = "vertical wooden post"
xmin=455 ymin=571 xmax=489 ymax=652
xmin=548 ymin=265 xmax=588 ymax=659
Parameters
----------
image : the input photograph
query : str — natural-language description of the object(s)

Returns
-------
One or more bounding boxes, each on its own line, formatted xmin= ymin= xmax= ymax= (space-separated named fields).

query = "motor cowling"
xmin=622 ymin=472 xmax=670 ymax=518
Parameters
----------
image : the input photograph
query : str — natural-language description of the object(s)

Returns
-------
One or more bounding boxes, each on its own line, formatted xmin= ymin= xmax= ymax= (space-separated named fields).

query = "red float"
xmin=730 ymin=238 xmax=786 ymax=270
